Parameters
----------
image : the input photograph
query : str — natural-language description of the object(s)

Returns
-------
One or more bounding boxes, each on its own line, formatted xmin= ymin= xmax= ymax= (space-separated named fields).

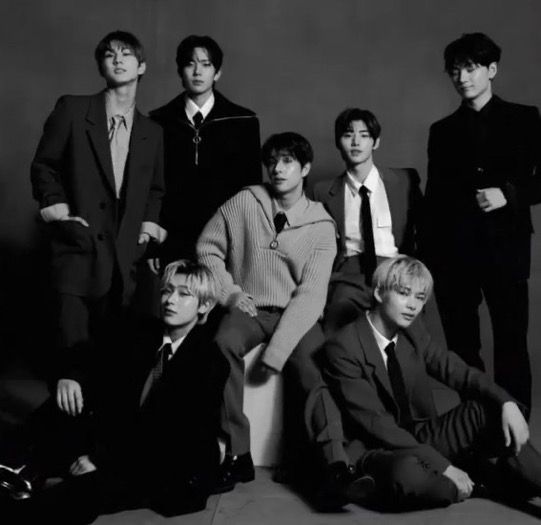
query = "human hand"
xmin=147 ymin=257 xmax=161 ymax=275
xmin=476 ymin=188 xmax=507 ymax=212
xmin=69 ymin=455 xmax=97 ymax=476
xmin=56 ymin=379 xmax=84 ymax=416
xmin=230 ymin=292 xmax=258 ymax=317
xmin=59 ymin=215 xmax=89 ymax=227
xmin=442 ymin=464 xmax=474 ymax=500
xmin=138 ymin=232 xmax=151 ymax=244
xmin=502 ymin=401 xmax=529 ymax=455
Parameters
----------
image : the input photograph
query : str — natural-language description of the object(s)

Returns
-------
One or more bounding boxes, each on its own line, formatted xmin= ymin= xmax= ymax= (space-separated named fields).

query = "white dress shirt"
xmin=366 ymin=311 xmax=398 ymax=369
xmin=184 ymin=93 xmax=215 ymax=125
xmin=344 ymin=165 xmax=399 ymax=258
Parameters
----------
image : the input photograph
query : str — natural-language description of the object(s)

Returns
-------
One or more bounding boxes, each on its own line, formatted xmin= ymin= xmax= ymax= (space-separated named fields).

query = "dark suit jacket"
xmin=423 ymin=96 xmax=541 ymax=280
xmin=311 ymin=167 xmax=422 ymax=269
xmin=150 ymin=90 xmax=261 ymax=260
xmin=31 ymin=92 xmax=165 ymax=301
xmin=323 ymin=315 xmax=512 ymax=472
xmin=80 ymin=312 xmax=228 ymax=510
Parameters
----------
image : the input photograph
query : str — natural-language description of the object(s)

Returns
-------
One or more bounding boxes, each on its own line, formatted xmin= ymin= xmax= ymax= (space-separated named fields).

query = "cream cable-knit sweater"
xmin=197 ymin=185 xmax=337 ymax=371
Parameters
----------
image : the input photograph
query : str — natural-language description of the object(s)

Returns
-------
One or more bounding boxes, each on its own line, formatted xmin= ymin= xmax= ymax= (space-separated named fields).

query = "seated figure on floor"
xmin=0 ymin=260 xmax=228 ymax=524
xmin=319 ymin=255 xmax=541 ymax=511
xmin=196 ymin=132 xmax=340 ymax=493
xmin=310 ymin=108 xmax=422 ymax=335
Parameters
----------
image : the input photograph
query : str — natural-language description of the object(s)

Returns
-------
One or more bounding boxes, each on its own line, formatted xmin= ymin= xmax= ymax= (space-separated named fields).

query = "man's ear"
xmin=137 ymin=61 xmax=147 ymax=76
xmin=373 ymin=285 xmax=384 ymax=305
xmin=488 ymin=62 xmax=498 ymax=80
xmin=213 ymin=69 xmax=222 ymax=83
xmin=301 ymin=162 xmax=312 ymax=178
xmin=197 ymin=300 xmax=215 ymax=324
xmin=373 ymin=137 xmax=381 ymax=150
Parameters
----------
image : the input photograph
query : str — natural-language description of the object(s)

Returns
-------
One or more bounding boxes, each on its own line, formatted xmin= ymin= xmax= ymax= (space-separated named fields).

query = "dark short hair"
xmin=334 ymin=108 xmax=381 ymax=148
xmin=94 ymin=31 xmax=145 ymax=74
xmin=261 ymin=132 xmax=314 ymax=168
xmin=176 ymin=35 xmax=224 ymax=71
xmin=444 ymin=33 xmax=501 ymax=73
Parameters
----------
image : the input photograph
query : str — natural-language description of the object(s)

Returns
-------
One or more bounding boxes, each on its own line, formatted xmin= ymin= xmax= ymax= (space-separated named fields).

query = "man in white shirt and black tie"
xmin=311 ymin=108 xmax=423 ymax=334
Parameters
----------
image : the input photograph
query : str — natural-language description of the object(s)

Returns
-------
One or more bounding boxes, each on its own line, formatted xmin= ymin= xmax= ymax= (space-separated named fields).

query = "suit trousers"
xmin=214 ymin=308 xmax=345 ymax=462
xmin=434 ymin=271 xmax=531 ymax=412
xmin=360 ymin=400 xmax=541 ymax=510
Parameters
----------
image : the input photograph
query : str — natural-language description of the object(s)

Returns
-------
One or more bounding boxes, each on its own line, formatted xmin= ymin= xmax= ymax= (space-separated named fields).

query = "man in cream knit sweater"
xmin=197 ymin=132 xmax=351 ymax=496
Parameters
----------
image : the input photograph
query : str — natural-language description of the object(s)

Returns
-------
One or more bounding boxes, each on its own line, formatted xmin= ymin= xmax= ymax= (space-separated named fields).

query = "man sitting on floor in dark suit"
xmin=0 ymin=259 xmax=228 ymax=523
xmin=311 ymin=108 xmax=422 ymax=334
xmin=321 ymin=256 xmax=541 ymax=511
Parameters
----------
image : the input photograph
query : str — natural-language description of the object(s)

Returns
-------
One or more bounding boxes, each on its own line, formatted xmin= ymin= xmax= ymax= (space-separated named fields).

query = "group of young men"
xmin=1 ymin=28 xmax=541 ymax=522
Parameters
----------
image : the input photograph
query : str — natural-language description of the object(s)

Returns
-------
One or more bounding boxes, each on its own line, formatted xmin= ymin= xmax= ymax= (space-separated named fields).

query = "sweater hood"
xmin=246 ymin=184 xmax=336 ymax=230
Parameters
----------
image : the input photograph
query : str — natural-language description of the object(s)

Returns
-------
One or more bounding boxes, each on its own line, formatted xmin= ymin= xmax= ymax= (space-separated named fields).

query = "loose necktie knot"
xmin=193 ymin=111 xmax=204 ymax=129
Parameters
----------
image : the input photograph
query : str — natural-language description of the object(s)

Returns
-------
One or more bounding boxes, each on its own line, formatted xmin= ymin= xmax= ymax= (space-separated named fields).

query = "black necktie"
xmin=193 ymin=111 xmax=203 ymax=129
xmin=384 ymin=342 xmax=412 ymax=426
xmin=359 ymin=185 xmax=377 ymax=284
xmin=274 ymin=212 xmax=287 ymax=234
xmin=140 ymin=343 xmax=172 ymax=405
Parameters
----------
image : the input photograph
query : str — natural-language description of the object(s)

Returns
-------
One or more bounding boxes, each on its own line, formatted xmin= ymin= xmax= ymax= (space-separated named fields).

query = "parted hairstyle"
xmin=161 ymin=259 xmax=219 ymax=315
xmin=372 ymin=256 xmax=433 ymax=299
xmin=94 ymin=30 xmax=145 ymax=74
xmin=334 ymin=108 xmax=382 ymax=148
xmin=444 ymin=32 xmax=501 ymax=74
xmin=176 ymin=35 xmax=224 ymax=71
xmin=261 ymin=132 xmax=314 ymax=168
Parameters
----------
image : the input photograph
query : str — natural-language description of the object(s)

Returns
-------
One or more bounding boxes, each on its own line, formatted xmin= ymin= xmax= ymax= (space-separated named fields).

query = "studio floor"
xmin=89 ymin=400 xmax=541 ymax=525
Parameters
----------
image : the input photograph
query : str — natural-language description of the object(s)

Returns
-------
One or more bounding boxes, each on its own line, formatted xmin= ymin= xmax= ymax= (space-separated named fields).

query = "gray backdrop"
xmin=1 ymin=0 xmax=540 ymax=395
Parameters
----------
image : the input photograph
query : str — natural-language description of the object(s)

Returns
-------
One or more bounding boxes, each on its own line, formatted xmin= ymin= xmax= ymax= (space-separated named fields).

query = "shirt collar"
xmin=104 ymin=91 xmax=135 ymax=130
xmin=272 ymin=194 xmax=309 ymax=227
xmin=345 ymin=165 xmax=380 ymax=196
xmin=161 ymin=333 xmax=186 ymax=357
xmin=366 ymin=311 xmax=398 ymax=352
xmin=184 ymin=92 xmax=215 ymax=122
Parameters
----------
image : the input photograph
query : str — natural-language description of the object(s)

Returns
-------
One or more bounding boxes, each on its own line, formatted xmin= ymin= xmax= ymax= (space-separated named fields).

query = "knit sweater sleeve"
xmin=196 ymin=205 xmax=243 ymax=305
xmin=262 ymin=220 xmax=337 ymax=371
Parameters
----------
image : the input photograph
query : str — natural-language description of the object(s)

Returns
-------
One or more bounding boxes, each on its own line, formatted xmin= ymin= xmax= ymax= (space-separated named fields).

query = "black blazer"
xmin=323 ymin=315 xmax=512 ymax=472
xmin=423 ymin=96 xmax=541 ymax=279
xmin=31 ymin=92 xmax=165 ymax=301
xmin=150 ymin=90 xmax=261 ymax=259
xmin=80 ymin=313 xmax=228 ymax=504
xmin=311 ymin=167 xmax=422 ymax=269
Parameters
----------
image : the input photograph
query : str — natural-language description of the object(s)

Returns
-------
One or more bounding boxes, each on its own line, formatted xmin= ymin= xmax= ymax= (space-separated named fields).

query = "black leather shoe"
xmin=0 ymin=466 xmax=32 ymax=501
xmin=315 ymin=462 xmax=375 ymax=510
xmin=210 ymin=453 xmax=255 ymax=494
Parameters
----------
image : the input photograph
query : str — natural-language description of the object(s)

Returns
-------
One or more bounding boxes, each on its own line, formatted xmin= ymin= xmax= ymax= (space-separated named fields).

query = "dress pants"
xmin=214 ymin=308 xmax=345 ymax=462
xmin=434 ymin=270 xmax=531 ymax=411
xmin=360 ymin=400 xmax=541 ymax=510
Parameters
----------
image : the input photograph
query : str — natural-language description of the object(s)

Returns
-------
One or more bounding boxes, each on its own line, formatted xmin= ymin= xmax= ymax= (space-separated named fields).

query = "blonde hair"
xmin=372 ymin=256 xmax=433 ymax=298
xmin=161 ymin=259 xmax=219 ymax=321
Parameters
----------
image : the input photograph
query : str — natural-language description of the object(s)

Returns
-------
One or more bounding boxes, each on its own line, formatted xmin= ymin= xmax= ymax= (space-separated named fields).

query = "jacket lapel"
xmin=85 ymin=92 xmax=116 ymax=195
xmin=326 ymin=174 xmax=346 ymax=252
xmin=355 ymin=316 xmax=394 ymax=401
xmin=379 ymin=168 xmax=402 ymax=246
xmin=122 ymin=110 xmax=149 ymax=212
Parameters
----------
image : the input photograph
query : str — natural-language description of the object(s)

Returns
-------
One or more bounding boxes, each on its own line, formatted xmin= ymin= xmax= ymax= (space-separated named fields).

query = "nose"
xmin=193 ymin=62 xmax=201 ymax=76
xmin=165 ymin=290 xmax=178 ymax=305
xmin=272 ymin=160 xmax=284 ymax=174
xmin=458 ymin=68 xmax=469 ymax=83
xmin=351 ymin=133 xmax=359 ymax=146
